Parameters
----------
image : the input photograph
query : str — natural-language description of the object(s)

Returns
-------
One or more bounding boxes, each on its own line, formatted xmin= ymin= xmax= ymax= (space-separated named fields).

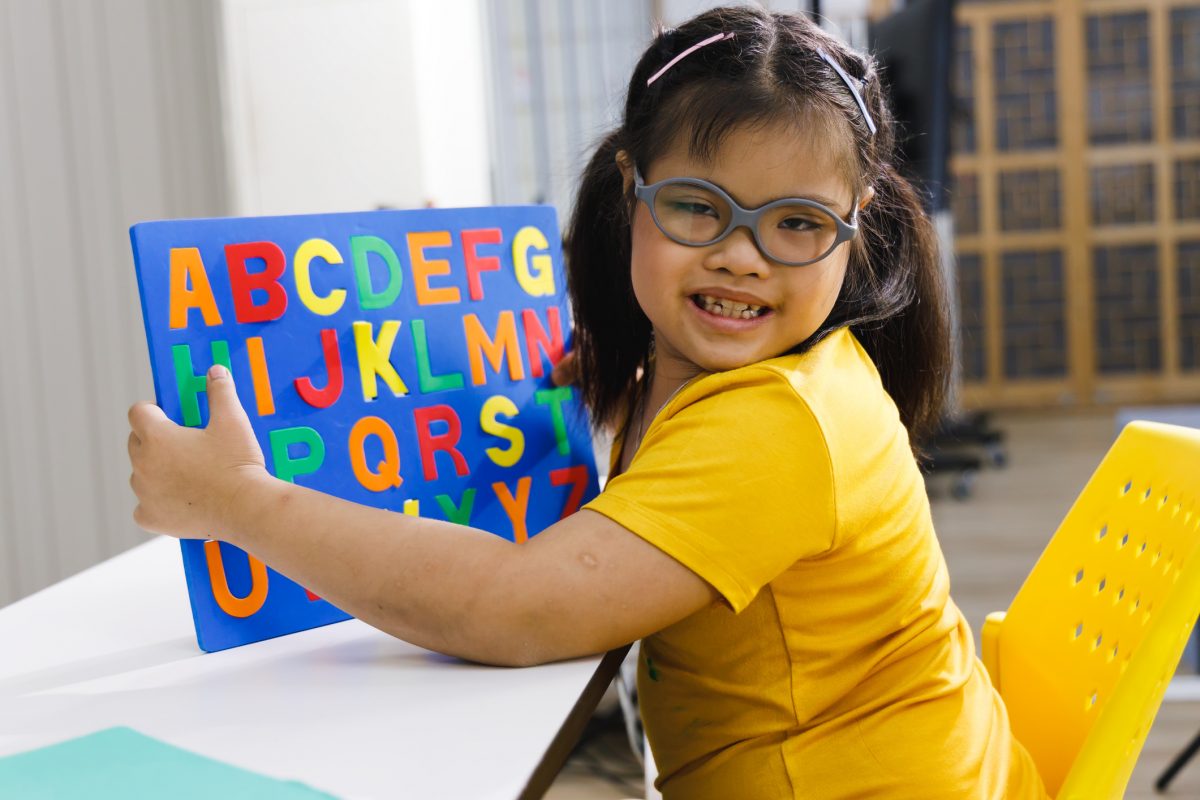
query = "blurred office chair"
xmin=980 ymin=421 xmax=1200 ymax=798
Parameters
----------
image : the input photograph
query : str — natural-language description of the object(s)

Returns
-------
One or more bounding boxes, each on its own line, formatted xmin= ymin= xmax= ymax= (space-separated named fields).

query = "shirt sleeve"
xmin=584 ymin=366 xmax=837 ymax=612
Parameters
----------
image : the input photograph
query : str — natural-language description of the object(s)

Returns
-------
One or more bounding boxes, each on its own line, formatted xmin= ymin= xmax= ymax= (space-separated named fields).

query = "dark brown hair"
xmin=564 ymin=6 xmax=950 ymax=442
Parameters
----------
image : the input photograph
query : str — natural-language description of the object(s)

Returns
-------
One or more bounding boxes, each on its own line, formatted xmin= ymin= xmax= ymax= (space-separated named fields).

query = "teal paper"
xmin=0 ymin=727 xmax=339 ymax=799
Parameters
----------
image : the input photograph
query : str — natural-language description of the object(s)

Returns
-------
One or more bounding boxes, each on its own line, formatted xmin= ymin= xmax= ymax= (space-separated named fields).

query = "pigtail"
xmin=564 ymin=131 xmax=652 ymax=430
xmin=833 ymin=56 xmax=951 ymax=443
xmin=846 ymin=161 xmax=951 ymax=443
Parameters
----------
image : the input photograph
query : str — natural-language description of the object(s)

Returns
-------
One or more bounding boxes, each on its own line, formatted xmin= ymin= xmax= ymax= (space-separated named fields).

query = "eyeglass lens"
xmin=652 ymin=182 xmax=841 ymax=264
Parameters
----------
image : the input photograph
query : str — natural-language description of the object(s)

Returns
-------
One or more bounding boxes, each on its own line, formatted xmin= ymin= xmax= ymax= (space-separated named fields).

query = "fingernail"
xmin=208 ymin=364 xmax=229 ymax=380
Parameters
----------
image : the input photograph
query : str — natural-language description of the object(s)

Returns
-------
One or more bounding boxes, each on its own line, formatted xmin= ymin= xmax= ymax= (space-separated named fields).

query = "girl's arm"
xmin=128 ymin=365 xmax=716 ymax=667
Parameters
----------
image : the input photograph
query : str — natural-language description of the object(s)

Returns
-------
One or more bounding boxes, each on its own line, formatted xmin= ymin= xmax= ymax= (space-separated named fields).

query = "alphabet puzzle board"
xmin=131 ymin=206 xmax=598 ymax=653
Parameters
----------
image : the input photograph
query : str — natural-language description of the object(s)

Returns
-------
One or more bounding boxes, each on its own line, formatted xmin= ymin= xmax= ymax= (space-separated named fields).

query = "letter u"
xmin=204 ymin=540 xmax=269 ymax=618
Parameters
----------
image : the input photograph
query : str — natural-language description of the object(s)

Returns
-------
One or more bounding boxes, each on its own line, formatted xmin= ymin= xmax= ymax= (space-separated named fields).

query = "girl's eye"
xmin=778 ymin=215 xmax=822 ymax=232
xmin=668 ymin=200 xmax=719 ymax=217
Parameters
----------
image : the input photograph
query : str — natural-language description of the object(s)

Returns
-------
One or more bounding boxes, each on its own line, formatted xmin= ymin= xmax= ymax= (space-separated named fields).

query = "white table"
xmin=0 ymin=537 xmax=624 ymax=799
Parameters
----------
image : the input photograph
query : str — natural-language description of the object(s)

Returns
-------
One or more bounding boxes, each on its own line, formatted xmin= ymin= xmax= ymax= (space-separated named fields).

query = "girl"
xmin=128 ymin=6 xmax=1049 ymax=798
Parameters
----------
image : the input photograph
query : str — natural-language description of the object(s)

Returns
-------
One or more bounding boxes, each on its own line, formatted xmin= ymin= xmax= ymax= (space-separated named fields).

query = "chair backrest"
xmin=985 ymin=421 xmax=1200 ymax=799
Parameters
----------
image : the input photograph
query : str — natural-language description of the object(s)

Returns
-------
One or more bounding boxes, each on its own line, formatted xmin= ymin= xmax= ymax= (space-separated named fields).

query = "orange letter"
xmin=408 ymin=230 xmax=460 ymax=305
xmin=246 ymin=336 xmax=276 ymax=416
xmin=349 ymin=416 xmax=403 ymax=492
xmin=168 ymin=247 xmax=222 ymax=328
xmin=204 ymin=541 xmax=268 ymax=618
xmin=493 ymin=477 xmax=532 ymax=543
xmin=463 ymin=311 xmax=526 ymax=386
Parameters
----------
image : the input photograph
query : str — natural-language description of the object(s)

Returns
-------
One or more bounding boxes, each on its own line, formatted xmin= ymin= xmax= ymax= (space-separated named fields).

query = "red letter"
xmin=462 ymin=228 xmax=502 ymax=301
xmin=413 ymin=405 xmax=469 ymax=481
xmin=226 ymin=241 xmax=288 ymax=323
xmin=294 ymin=328 xmax=344 ymax=409
xmin=493 ymin=477 xmax=532 ymax=543
xmin=550 ymin=465 xmax=589 ymax=519
xmin=522 ymin=306 xmax=564 ymax=378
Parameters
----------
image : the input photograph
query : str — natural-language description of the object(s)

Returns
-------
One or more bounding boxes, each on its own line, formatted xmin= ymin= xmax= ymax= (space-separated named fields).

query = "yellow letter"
xmin=294 ymin=238 xmax=346 ymax=316
xmin=481 ymin=394 xmax=525 ymax=467
xmin=353 ymin=320 xmax=409 ymax=400
xmin=512 ymin=226 xmax=556 ymax=297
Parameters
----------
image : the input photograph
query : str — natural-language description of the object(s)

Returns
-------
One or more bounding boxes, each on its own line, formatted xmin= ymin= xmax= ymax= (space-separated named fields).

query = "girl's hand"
xmin=128 ymin=365 xmax=270 ymax=540
xmin=551 ymin=348 xmax=579 ymax=387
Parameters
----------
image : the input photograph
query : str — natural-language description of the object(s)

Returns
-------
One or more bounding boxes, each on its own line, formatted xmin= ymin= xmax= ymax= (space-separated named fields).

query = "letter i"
xmin=246 ymin=337 xmax=276 ymax=416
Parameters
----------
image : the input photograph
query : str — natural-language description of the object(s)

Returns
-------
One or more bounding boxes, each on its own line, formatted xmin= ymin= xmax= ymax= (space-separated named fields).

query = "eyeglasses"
xmin=633 ymin=168 xmax=860 ymax=267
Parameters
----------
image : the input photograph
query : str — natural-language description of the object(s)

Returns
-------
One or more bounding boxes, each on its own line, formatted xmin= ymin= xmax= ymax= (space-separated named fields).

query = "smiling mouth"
xmin=691 ymin=294 xmax=771 ymax=320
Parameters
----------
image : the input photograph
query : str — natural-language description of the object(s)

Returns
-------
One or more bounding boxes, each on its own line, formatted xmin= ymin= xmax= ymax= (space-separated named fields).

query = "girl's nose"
xmin=704 ymin=225 xmax=772 ymax=278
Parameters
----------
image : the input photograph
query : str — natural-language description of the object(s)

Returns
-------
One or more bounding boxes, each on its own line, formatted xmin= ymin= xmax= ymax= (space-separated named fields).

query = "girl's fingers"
xmin=127 ymin=431 xmax=141 ymax=460
xmin=127 ymin=401 xmax=168 ymax=434
xmin=551 ymin=350 xmax=579 ymax=387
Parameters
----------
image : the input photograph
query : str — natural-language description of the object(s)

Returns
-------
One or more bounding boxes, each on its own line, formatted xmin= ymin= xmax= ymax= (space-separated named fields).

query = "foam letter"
xmin=413 ymin=404 xmax=469 ymax=481
xmin=351 ymin=235 xmax=403 ymax=310
xmin=294 ymin=328 xmax=344 ymax=409
xmin=462 ymin=228 xmax=502 ymax=301
xmin=226 ymin=241 xmax=288 ymax=323
xmin=464 ymin=311 xmax=526 ymax=386
xmin=550 ymin=465 xmax=589 ymax=519
xmin=353 ymin=320 xmax=409 ymax=400
xmin=480 ymin=394 xmax=524 ymax=468
xmin=172 ymin=340 xmax=231 ymax=427
xmin=168 ymin=247 xmax=222 ymax=328
xmin=349 ymin=415 xmax=403 ymax=492
xmin=522 ymin=306 xmax=565 ymax=378
xmin=535 ymin=386 xmax=573 ymax=456
xmin=245 ymin=337 xmax=275 ymax=416
xmin=410 ymin=319 xmax=465 ymax=393
xmin=493 ymin=477 xmax=532 ymax=543
xmin=409 ymin=230 xmax=460 ymax=306
xmin=435 ymin=488 xmax=476 ymax=525
xmin=204 ymin=541 xmax=268 ymax=618
xmin=269 ymin=426 xmax=326 ymax=484
xmin=513 ymin=226 xmax=555 ymax=297
xmin=294 ymin=238 xmax=346 ymax=316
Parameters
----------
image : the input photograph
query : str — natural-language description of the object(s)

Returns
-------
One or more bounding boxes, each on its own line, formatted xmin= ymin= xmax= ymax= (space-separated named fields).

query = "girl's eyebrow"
xmin=739 ymin=187 xmax=849 ymax=214
xmin=673 ymin=171 xmax=850 ymax=213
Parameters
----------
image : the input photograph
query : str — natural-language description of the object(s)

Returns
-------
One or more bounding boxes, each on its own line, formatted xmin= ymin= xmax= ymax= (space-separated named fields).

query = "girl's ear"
xmin=857 ymin=185 xmax=876 ymax=211
xmin=615 ymin=149 xmax=635 ymax=194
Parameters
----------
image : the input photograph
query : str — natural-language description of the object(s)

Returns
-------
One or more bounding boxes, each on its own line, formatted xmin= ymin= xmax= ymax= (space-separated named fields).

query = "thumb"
xmin=205 ymin=364 xmax=251 ymax=429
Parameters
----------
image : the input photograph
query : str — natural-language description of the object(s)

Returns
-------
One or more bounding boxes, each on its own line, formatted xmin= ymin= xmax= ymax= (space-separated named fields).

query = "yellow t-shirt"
xmin=585 ymin=328 xmax=1048 ymax=799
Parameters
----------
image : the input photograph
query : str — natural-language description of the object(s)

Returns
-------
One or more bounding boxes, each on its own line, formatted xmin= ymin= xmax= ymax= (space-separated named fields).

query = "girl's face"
xmin=623 ymin=122 xmax=869 ymax=380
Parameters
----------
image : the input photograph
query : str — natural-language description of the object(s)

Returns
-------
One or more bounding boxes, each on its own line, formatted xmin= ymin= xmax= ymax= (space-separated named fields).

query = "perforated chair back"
xmin=980 ymin=421 xmax=1200 ymax=799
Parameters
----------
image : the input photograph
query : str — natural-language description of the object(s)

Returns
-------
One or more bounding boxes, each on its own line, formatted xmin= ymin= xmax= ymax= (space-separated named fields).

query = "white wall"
xmin=0 ymin=0 xmax=228 ymax=606
xmin=219 ymin=0 xmax=491 ymax=214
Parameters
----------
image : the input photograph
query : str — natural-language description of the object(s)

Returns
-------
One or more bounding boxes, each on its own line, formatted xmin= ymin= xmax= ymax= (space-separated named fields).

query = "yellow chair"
xmin=981 ymin=420 xmax=1200 ymax=799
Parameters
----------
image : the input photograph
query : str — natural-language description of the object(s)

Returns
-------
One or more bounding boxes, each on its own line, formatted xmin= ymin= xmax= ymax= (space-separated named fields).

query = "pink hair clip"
xmin=646 ymin=31 xmax=735 ymax=86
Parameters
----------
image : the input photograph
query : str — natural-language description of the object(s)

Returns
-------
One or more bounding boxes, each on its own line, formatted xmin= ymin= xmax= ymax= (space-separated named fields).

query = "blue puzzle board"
xmin=131 ymin=206 xmax=598 ymax=653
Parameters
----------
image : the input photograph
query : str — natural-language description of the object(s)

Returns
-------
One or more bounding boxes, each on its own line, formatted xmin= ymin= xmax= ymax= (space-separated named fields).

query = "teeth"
xmin=697 ymin=294 xmax=765 ymax=319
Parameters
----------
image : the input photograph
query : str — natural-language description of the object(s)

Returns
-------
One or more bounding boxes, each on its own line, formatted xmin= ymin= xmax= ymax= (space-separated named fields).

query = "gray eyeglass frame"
xmin=633 ymin=168 xmax=859 ymax=267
